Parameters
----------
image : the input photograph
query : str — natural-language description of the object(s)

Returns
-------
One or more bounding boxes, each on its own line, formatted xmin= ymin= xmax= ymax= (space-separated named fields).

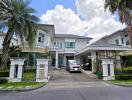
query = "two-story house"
xmin=51 ymin=34 xmax=92 ymax=67
xmin=17 ymin=24 xmax=92 ymax=68
xmin=1 ymin=24 xmax=131 ymax=72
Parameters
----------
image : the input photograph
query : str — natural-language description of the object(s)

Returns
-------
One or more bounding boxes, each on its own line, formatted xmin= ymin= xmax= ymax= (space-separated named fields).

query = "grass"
xmin=0 ymin=82 xmax=45 ymax=90
xmin=109 ymin=80 xmax=132 ymax=85
xmin=23 ymin=72 xmax=36 ymax=81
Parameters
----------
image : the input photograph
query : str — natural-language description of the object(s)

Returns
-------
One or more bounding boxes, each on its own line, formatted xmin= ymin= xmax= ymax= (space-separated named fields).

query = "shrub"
xmin=96 ymin=71 xmax=103 ymax=79
xmin=0 ymin=71 xmax=9 ymax=77
xmin=0 ymin=78 xmax=8 ymax=84
xmin=115 ymin=67 xmax=132 ymax=80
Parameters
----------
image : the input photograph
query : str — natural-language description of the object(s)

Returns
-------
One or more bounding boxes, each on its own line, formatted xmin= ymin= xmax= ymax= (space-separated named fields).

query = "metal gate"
xmin=22 ymin=53 xmax=37 ymax=82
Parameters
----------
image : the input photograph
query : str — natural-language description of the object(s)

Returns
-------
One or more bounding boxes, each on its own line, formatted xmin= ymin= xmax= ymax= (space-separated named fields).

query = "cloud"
xmin=76 ymin=0 xmax=125 ymax=38
xmin=41 ymin=5 xmax=88 ymax=36
xmin=40 ymin=0 xmax=125 ymax=39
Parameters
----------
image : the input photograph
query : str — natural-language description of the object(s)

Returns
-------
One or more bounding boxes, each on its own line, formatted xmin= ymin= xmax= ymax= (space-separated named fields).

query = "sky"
xmin=30 ymin=0 xmax=125 ymax=40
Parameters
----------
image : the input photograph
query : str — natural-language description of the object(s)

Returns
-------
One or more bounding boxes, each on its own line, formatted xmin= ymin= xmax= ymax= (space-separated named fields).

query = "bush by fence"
xmin=0 ymin=71 xmax=9 ymax=77
xmin=115 ymin=67 xmax=132 ymax=80
xmin=0 ymin=78 xmax=8 ymax=84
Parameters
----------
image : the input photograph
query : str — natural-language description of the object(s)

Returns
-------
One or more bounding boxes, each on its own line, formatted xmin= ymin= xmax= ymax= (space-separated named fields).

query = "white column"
xmin=103 ymin=64 xmax=108 ymax=80
xmin=91 ymin=51 xmax=96 ymax=73
xmin=9 ymin=65 xmax=15 ymax=79
xmin=17 ymin=65 xmax=23 ymax=82
xmin=102 ymin=59 xmax=115 ymax=80
xmin=9 ymin=58 xmax=25 ymax=82
xmin=116 ymin=55 xmax=121 ymax=68
xmin=36 ymin=65 xmax=40 ymax=81
xmin=110 ymin=64 xmax=115 ymax=80
xmin=55 ymin=50 xmax=59 ymax=68
xmin=63 ymin=55 xmax=66 ymax=67
xmin=36 ymin=59 xmax=49 ymax=82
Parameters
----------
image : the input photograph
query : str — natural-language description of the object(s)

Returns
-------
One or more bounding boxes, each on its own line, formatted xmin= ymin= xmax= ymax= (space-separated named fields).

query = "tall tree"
xmin=0 ymin=0 xmax=39 ymax=68
xmin=105 ymin=0 xmax=132 ymax=45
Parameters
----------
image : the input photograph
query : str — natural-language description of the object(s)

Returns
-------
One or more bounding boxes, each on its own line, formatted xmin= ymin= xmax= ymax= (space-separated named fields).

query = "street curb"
xmin=0 ymin=83 xmax=47 ymax=93
xmin=104 ymin=81 xmax=132 ymax=87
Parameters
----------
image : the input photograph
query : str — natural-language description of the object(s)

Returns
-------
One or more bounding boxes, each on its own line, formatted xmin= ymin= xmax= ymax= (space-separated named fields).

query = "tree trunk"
xmin=1 ymin=27 xmax=14 ymax=69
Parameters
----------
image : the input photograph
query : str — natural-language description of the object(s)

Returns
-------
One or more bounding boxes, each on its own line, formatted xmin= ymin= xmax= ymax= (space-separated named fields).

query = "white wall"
xmin=75 ymin=39 xmax=88 ymax=51
xmin=53 ymin=38 xmax=89 ymax=53
xmin=101 ymin=31 xmax=131 ymax=47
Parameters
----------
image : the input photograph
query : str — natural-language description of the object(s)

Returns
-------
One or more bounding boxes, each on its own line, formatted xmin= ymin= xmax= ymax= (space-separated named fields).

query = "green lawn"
xmin=109 ymin=80 xmax=132 ymax=85
xmin=23 ymin=72 xmax=36 ymax=81
xmin=0 ymin=82 xmax=45 ymax=90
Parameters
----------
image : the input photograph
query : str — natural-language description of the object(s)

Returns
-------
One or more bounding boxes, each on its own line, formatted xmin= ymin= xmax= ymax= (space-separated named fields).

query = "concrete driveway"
xmin=1 ymin=68 xmax=132 ymax=100
xmin=45 ymin=68 xmax=111 ymax=89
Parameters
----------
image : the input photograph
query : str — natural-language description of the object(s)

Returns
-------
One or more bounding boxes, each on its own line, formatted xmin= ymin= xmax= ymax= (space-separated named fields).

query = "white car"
xmin=66 ymin=60 xmax=81 ymax=72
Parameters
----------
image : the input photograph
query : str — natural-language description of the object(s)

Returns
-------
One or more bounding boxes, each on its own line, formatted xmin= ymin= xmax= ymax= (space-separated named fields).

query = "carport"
xmin=75 ymin=42 xmax=132 ymax=80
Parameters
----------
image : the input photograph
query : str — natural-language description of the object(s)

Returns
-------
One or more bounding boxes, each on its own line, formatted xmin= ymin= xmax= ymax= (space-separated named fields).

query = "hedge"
xmin=0 ymin=71 xmax=9 ymax=77
xmin=0 ymin=78 xmax=8 ymax=84
xmin=115 ymin=67 xmax=132 ymax=80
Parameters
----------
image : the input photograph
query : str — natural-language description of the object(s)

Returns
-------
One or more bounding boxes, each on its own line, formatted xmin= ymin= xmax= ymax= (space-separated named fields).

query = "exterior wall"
xmin=18 ymin=29 xmax=53 ymax=53
xmin=101 ymin=31 xmax=131 ymax=47
xmin=75 ymin=39 xmax=88 ymax=51
xmin=53 ymin=38 xmax=89 ymax=53
xmin=101 ymin=31 xmax=132 ymax=56
xmin=52 ymin=37 xmax=89 ymax=66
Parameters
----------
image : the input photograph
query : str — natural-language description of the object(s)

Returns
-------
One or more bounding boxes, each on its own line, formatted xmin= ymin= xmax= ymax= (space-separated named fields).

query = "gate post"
xmin=102 ymin=59 xmax=115 ymax=80
xmin=9 ymin=58 xmax=25 ymax=82
xmin=36 ymin=59 xmax=49 ymax=82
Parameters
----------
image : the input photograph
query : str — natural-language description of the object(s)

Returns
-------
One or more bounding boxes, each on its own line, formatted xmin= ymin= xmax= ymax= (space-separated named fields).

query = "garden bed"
xmin=108 ymin=80 xmax=132 ymax=86
xmin=0 ymin=82 xmax=45 ymax=90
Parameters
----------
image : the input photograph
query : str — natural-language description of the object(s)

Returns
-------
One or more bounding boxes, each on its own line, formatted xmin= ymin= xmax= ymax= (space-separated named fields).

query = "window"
xmin=65 ymin=42 xmax=75 ymax=48
xmin=125 ymin=35 xmax=130 ymax=45
xmin=121 ymin=38 xmax=124 ymax=44
xmin=60 ymin=42 xmax=62 ymax=49
xmin=115 ymin=39 xmax=119 ymax=45
xmin=38 ymin=33 xmax=44 ymax=43
xmin=54 ymin=41 xmax=63 ymax=49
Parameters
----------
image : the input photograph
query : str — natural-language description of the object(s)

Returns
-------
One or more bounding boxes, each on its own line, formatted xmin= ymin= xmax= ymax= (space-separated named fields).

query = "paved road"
xmin=0 ymin=69 xmax=132 ymax=100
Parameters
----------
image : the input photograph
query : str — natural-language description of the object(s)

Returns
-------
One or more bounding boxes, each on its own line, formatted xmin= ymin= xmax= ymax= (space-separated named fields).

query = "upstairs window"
xmin=65 ymin=42 xmax=75 ymax=48
xmin=54 ymin=42 xmax=63 ymax=49
xmin=38 ymin=33 xmax=44 ymax=43
xmin=121 ymin=38 xmax=124 ymax=44
xmin=115 ymin=39 xmax=119 ymax=45
xmin=125 ymin=35 xmax=130 ymax=45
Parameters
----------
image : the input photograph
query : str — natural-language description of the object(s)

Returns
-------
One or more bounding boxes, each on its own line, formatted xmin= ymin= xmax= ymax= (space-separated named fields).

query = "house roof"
xmin=76 ymin=41 xmax=132 ymax=55
xmin=101 ymin=28 xmax=129 ymax=40
xmin=55 ymin=34 xmax=92 ymax=39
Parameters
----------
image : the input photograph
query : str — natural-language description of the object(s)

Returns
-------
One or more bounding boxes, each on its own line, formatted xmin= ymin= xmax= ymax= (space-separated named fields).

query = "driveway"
xmin=45 ymin=68 xmax=111 ymax=89
xmin=1 ymin=68 xmax=132 ymax=100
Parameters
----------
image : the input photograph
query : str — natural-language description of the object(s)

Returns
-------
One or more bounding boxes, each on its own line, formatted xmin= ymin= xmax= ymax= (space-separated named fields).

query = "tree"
xmin=105 ymin=0 xmax=132 ymax=45
xmin=9 ymin=45 xmax=22 ymax=57
xmin=0 ymin=0 xmax=39 ymax=68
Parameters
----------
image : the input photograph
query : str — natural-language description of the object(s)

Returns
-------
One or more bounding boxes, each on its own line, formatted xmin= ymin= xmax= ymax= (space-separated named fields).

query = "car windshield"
xmin=70 ymin=61 xmax=79 ymax=65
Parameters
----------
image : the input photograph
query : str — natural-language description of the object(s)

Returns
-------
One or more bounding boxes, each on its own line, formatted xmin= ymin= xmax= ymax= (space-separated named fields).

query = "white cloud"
xmin=41 ymin=5 xmax=88 ymax=36
xmin=76 ymin=0 xmax=125 ymax=38
xmin=40 ymin=0 xmax=125 ymax=39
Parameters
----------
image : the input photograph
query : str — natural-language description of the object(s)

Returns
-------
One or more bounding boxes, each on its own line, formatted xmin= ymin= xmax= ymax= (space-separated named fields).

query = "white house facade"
xmin=0 ymin=24 xmax=132 ymax=74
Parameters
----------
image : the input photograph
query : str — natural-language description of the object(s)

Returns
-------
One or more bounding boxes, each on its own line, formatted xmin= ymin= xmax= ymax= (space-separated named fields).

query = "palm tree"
xmin=105 ymin=0 xmax=132 ymax=45
xmin=0 ymin=0 xmax=39 ymax=68
xmin=9 ymin=45 xmax=22 ymax=57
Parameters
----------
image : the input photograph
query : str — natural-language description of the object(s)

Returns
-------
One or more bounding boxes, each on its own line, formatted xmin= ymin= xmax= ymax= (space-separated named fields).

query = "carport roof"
xmin=76 ymin=41 xmax=132 ymax=55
